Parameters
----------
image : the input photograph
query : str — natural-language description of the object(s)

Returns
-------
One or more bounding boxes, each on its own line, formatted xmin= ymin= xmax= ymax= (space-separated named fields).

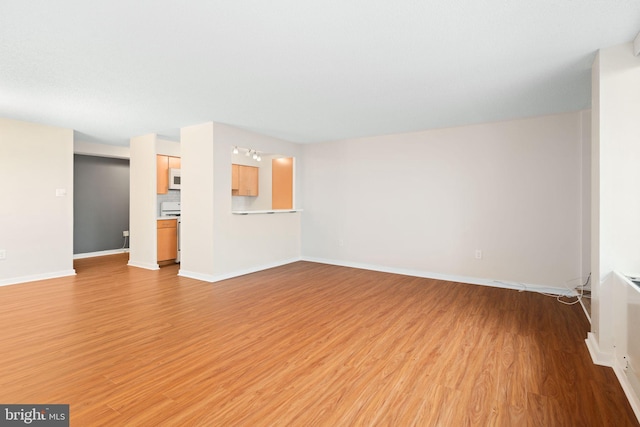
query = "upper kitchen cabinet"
xmin=232 ymin=164 xmax=259 ymax=196
xmin=231 ymin=164 xmax=239 ymax=192
xmin=157 ymin=155 xmax=181 ymax=194
xmin=230 ymin=146 xmax=298 ymax=213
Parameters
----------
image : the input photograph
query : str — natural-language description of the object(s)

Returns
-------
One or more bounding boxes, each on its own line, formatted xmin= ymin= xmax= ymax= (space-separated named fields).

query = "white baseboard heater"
xmin=613 ymin=273 xmax=640 ymax=420
xmin=623 ymin=276 xmax=640 ymax=398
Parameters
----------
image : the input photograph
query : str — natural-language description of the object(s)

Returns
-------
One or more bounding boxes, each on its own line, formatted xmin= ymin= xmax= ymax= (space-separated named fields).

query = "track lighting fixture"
xmin=235 ymin=147 xmax=262 ymax=161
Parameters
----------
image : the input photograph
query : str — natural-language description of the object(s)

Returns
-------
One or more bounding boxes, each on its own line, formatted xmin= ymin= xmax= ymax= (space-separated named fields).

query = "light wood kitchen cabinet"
xmin=157 ymin=219 xmax=177 ymax=262
xmin=231 ymin=164 xmax=259 ymax=196
xmin=231 ymin=164 xmax=239 ymax=191
xmin=157 ymin=155 xmax=181 ymax=194
xmin=272 ymin=157 xmax=293 ymax=209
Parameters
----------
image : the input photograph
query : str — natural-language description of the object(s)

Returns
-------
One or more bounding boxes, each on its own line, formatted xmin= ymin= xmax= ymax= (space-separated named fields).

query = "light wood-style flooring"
xmin=0 ymin=254 xmax=637 ymax=426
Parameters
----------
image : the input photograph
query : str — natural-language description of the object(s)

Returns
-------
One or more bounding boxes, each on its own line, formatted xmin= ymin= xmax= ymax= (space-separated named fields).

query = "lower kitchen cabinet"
xmin=157 ymin=219 xmax=177 ymax=262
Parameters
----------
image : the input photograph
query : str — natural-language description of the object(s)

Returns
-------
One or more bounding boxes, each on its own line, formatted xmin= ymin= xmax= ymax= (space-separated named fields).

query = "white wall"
xmin=156 ymin=138 xmax=181 ymax=157
xmin=302 ymin=112 xmax=585 ymax=289
xmin=581 ymin=110 xmax=592 ymax=287
xmin=128 ymin=133 xmax=159 ymax=270
xmin=179 ymin=122 xmax=302 ymax=282
xmin=74 ymin=140 xmax=130 ymax=159
xmin=0 ymin=118 xmax=75 ymax=285
xmin=180 ymin=122 xmax=215 ymax=278
xmin=597 ymin=43 xmax=640 ymax=277
xmin=591 ymin=53 xmax=603 ymax=343
xmin=590 ymin=42 xmax=640 ymax=359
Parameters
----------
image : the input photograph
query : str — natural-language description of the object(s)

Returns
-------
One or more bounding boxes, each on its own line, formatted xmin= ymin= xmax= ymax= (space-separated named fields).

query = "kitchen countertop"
xmin=232 ymin=209 xmax=303 ymax=215
xmin=159 ymin=210 xmax=303 ymax=217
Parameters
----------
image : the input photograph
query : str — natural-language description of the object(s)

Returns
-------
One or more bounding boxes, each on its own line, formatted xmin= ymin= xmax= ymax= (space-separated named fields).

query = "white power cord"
xmin=513 ymin=273 xmax=590 ymax=305
xmin=494 ymin=273 xmax=591 ymax=305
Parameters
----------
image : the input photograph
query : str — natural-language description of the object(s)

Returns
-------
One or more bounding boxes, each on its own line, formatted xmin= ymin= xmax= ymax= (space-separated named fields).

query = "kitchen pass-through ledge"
xmin=232 ymin=209 xmax=303 ymax=215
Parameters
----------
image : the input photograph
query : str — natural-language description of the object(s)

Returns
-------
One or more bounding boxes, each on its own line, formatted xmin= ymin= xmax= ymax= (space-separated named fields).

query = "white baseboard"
xmin=179 ymin=257 xmax=302 ymax=283
xmin=73 ymin=249 xmax=129 ymax=259
xmin=177 ymin=255 xmax=575 ymax=296
xmin=127 ymin=260 xmax=159 ymax=271
xmin=613 ymin=361 xmax=640 ymax=423
xmin=0 ymin=269 xmax=76 ymax=287
xmin=579 ymin=297 xmax=591 ymax=323
xmin=300 ymin=256 xmax=573 ymax=296
xmin=585 ymin=332 xmax=614 ymax=367
xmin=585 ymin=332 xmax=640 ymax=423
xmin=177 ymin=269 xmax=217 ymax=282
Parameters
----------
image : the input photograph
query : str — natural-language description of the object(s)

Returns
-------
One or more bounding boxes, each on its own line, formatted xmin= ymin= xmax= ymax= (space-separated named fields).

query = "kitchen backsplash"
xmin=232 ymin=195 xmax=261 ymax=211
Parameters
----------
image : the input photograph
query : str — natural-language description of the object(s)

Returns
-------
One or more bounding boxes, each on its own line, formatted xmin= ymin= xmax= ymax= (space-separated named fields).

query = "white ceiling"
xmin=1 ymin=1 xmax=639 ymax=146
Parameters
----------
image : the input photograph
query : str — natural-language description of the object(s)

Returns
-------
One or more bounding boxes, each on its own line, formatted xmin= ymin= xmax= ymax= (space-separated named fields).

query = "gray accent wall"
xmin=74 ymin=155 xmax=130 ymax=254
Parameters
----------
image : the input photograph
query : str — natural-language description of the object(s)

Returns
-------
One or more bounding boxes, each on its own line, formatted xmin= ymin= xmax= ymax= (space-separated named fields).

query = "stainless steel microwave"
xmin=168 ymin=168 xmax=181 ymax=190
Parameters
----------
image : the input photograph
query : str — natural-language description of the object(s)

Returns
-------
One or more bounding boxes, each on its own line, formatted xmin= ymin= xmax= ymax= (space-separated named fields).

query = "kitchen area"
xmin=128 ymin=124 xmax=302 ymax=280
xmin=153 ymin=147 xmax=295 ymax=266
xmin=140 ymin=140 xmax=296 ymax=270
xmin=156 ymin=154 xmax=181 ymax=265
xmin=127 ymin=133 xmax=184 ymax=272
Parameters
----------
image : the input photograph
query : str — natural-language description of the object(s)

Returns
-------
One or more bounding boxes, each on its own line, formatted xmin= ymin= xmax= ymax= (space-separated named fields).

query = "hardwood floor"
xmin=0 ymin=254 xmax=637 ymax=426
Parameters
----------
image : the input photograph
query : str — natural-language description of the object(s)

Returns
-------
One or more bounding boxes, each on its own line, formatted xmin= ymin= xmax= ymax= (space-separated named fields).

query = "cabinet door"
xmin=157 ymin=220 xmax=177 ymax=261
xmin=231 ymin=164 xmax=239 ymax=192
xmin=272 ymin=157 xmax=293 ymax=209
xmin=168 ymin=156 xmax=181 ymax=169
xmin=157 ymin=155 xmax=169 ymax=194
xmin=239 ymin=165 xmax=259 ymax=196
xmin=157 ymin=155 xmax=181 ymax=194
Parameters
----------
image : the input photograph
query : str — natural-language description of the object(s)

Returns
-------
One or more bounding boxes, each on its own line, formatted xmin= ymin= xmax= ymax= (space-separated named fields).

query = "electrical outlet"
xmin=339 ymin=239 xmax=344 ymax=247
xmin=123 ymin=230 xmax=129 ymax=237
xmin=475 ymin=249 xmax=482 ymax=260
xmin=0 ymin=250 xmax=6 ymax=260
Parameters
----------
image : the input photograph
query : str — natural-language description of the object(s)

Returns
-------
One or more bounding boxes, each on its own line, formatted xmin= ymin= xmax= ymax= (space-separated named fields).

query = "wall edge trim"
xmin=0 ymin=270 xmax=76 ymax=287
xmin=74 ymin=249 xmax=129 ymax=259
xmin=612 ymin=361 xmax=640 ymax=423
xmin=300 ymin=256 xmax=573 ymax=295
xmin=178 ymin=257 xmax=302 ymax=283
xmin=586 ymin=332 xmax=614 ymax=366
xmin=127 ymin=260 xmax=159 ymax=271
